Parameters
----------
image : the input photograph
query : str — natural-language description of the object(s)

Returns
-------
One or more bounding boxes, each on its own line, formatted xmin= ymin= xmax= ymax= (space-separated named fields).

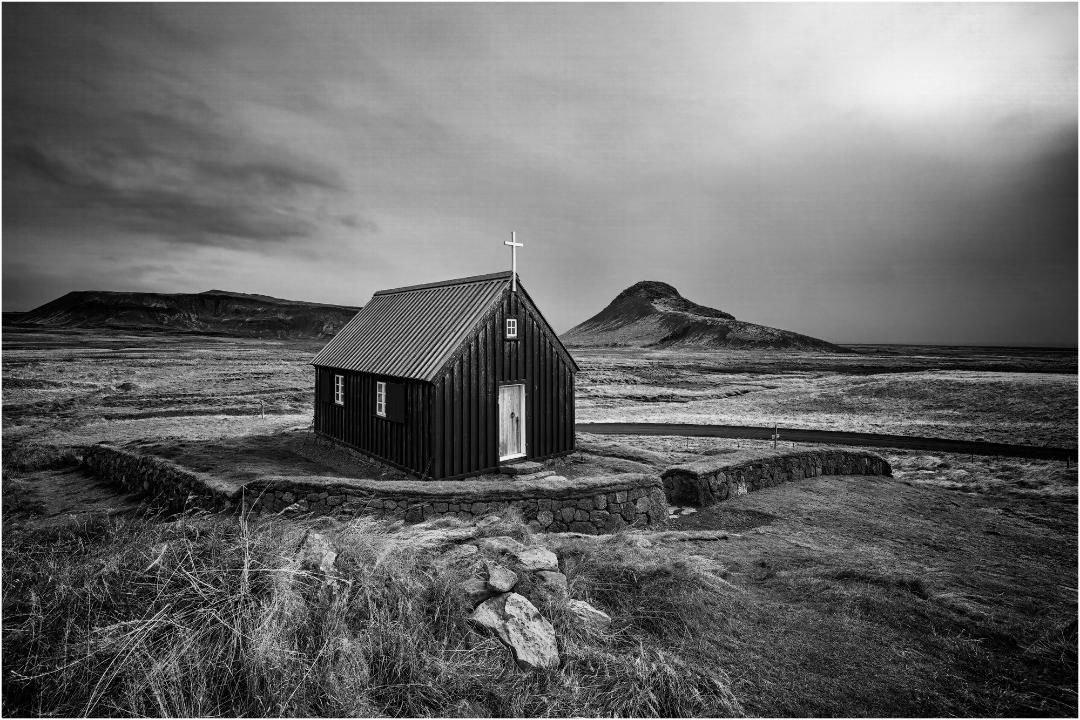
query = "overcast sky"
xmin=3 ymin=3 xmax=1076 ymax=345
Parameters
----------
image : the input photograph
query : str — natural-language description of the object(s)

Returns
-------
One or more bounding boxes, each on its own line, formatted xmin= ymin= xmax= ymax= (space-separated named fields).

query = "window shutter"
xmin=319 ymin=369 xmax=332 ymax=402
xmin=387 ymin=382 xmax=407 ymax=423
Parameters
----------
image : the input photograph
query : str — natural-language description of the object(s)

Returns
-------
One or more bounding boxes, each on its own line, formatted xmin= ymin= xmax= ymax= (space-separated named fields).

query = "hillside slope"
xmin=562 ymin=281 xmax=844 ymax=351
xmin=13 ymin=290 xmax=360 ymax=339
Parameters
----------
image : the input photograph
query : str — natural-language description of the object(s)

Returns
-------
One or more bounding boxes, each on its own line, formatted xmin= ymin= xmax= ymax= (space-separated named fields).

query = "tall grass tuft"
xmin=3 ymin=511 xmax=744 ymax=717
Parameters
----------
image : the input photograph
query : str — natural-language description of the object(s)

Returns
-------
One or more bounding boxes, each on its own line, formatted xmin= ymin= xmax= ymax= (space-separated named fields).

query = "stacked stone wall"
xmin=81 ymin=444 xmax=666 ymax=534
xmin=82 ymin=444 xmax=241 ymax=512
xmin=661 ymin=448 xmax=891 ymax=507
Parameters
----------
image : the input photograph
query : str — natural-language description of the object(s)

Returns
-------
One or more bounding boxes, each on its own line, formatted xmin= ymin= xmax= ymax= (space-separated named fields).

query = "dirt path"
xmin=578 ymin=422 xmax=1077 ymax=460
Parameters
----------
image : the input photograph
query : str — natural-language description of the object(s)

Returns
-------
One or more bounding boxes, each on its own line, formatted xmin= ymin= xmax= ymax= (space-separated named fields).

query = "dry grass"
xmin=2 ymin=329 xmax=318 ymax=449
xmin=887 ymin=450 xmax=1078 ymax=499
xmin=575 ymin=349 xmax=1077 ymax=447
xmin=656 ymin=471 xmax=1078 ymax=717
xmin=1 ymin=509 xmax=745 ymax=717
xmin=4 ymin=328 xmax=1076 ymax=717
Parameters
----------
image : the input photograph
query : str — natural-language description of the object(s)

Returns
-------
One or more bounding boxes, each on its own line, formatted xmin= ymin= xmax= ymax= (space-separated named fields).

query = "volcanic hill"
xmin=561 ymin=281 xmax=844 ymax=351
xmin=11 ymin=290 xmax=360 ymax=339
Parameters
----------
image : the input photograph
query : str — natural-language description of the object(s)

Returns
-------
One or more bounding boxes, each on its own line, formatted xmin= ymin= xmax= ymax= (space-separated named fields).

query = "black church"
xmin=311 ymin=270 xmax=578 ymax=480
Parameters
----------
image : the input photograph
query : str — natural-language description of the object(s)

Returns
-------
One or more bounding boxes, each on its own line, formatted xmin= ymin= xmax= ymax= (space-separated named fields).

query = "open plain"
xmin=2 ymin=327 xmax=1076 ymax=716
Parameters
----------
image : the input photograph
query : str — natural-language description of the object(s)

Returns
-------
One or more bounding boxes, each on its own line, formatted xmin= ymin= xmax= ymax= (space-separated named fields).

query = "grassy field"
xmin=653 ymin=470 xmax=1077 ymax=716
xmin=2 ymin=328 xmax=1076 ymax=716
xmin=574 ymin=347 xmax=1078 ymax=447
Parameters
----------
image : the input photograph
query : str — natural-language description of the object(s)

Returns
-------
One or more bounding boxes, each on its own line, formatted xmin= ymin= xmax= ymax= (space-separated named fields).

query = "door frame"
xmin=498 ymin=382 xmax=527 ymax=462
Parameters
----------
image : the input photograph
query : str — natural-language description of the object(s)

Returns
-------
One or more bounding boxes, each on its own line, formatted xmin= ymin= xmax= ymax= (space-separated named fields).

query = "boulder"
xmin=568 ymin=599 xmax=612 ymax=629
xmin=478 ymin=536 xmax=558 ymax=572
xmin=486 ymin=561 xmax=519 ymax=593
xmin=515 ymin=547 xmax=559 ymax=572
xmin=477 ymin=536 xmax=527 ymax=555
xmin=470 ymin=593 xmax=560 ymax=670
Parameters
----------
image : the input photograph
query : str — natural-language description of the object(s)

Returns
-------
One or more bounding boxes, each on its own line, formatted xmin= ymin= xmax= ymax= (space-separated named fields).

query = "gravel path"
xmin=577 ymin=422 xmax=1077 ymax=461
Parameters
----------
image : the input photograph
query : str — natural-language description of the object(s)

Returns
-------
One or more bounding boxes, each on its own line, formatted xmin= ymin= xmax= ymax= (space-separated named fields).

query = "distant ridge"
xmin=562 ymin=281 xmax=845 ymax=351
xmin=12 ymin=290 xmax=361 ymax=339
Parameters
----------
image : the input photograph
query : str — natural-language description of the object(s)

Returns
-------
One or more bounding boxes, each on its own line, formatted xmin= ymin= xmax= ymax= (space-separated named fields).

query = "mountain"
xmin=11 ymin=290 xmax=361 ymax=339
xmin=561 ymin=281 xmax=845 ymax=351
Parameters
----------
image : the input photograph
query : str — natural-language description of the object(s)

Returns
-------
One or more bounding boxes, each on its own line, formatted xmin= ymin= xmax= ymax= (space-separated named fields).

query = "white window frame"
xmin=375 ymin=381 xmax=387 ymax=417
xmin=505 ymin=317 xmax=518 ymax=339
xmin=333 ymin=374 xmax=345 ymax=405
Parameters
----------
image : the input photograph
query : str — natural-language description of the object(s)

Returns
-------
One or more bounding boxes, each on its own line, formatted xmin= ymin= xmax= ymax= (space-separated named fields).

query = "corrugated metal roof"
xmin=311 ymin=272 xmax=511 ymax=381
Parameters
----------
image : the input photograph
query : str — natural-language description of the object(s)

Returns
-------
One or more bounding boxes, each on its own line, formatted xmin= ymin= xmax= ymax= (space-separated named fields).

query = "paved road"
xmin=577 ymin=422 xmax=1077 ymax=461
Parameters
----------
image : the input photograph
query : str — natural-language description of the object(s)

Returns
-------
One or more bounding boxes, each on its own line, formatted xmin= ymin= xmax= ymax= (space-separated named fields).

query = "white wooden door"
xmin=498 ymin=384 xmax=526 ymax=461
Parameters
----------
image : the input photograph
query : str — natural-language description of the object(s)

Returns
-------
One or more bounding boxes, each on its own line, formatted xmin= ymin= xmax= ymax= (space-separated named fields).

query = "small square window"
xmin=333 ymin=374 xmax=345 ymax=405
xmin=506 ymin=317 xmax=518 ymax=339
xmin=376 ymin=381 xmax=387 ymax=417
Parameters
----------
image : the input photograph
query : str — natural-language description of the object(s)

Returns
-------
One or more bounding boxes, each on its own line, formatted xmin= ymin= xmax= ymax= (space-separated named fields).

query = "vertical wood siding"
xmin=314 ymin=287 xmax=576 ymax=481
xmin=313 ymin=367 xmax=432 ymax=477
xmin=428 ymin=289 xmax=576 ymax=479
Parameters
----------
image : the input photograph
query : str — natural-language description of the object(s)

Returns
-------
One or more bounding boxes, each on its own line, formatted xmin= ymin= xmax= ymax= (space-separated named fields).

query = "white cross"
xmin=504 ymin=231 xmax=523 ymax=292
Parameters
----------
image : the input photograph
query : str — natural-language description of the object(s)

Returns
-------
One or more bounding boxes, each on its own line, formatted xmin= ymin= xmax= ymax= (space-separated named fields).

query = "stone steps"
xmin=500 ymin=460 xmax=545 ymax=476
xmin=513 ymin=470 xmax=555 ymax=481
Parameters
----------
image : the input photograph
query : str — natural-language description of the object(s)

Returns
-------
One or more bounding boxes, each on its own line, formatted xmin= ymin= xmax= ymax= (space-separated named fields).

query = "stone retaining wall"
xmin=82 ymin=444 xmax=242 ymax=512
xmin=81 ymin=444 xmax=667 ymax=534
xmin=661 ymin=448 xmax=892 ymax=507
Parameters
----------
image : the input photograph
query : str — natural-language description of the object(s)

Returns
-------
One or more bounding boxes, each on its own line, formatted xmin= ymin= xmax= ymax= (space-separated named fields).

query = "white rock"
xmin=405 ymin=526 xmax=478 ymax=550
xmin=476 ymin=515 xmax=502 ymax=529
xmin=478 ymin=536 xmax=559 ymax=573
xmin=477 ymin=536 xmax=527 ymax=555
xmin=486 ymin=561 xmax=519 ymax=593
xmin=470 ymin=593 xmax=560 ymax=670
xmin=469 ymin=592 xmax=506 ymax=629
xmin=515 ymin=547 xmax=559 ymax=572
xmin=568 ymin=599 xmax=612 ymax=629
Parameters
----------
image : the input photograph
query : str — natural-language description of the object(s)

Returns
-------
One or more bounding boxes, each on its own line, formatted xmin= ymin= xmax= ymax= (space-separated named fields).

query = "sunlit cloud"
xmin=2 ymin=3 xmax=1075 ymax=345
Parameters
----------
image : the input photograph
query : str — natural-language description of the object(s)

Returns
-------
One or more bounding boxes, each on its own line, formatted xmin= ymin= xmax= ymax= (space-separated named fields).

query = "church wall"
xmin=313 ymin=366 xmax=433 ymax=477
xmin=430 ymin=287 xmax=576 ymax=480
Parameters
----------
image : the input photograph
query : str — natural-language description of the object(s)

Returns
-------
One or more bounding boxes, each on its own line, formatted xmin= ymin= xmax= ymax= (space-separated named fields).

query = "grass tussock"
xmin=2 ymin=510 xmax=744 ymax=717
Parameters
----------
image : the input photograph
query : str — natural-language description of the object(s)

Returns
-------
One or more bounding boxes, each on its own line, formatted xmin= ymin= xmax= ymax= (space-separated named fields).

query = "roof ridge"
xmin=373 ymin=271 xmax=512 ymax=297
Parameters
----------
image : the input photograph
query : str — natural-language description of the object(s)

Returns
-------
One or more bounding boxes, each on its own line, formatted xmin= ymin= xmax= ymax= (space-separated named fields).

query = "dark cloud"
xmin=5 ymin=132 xmax=339 ymax=245
xmin=1 ymin=4 xmax=1074 ymax=344
xmin=3 ymin=3 xmax=351 ymax=250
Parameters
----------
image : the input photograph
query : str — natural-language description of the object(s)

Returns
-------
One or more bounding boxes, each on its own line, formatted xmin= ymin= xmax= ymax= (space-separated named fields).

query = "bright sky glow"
xmin=3 ymin=3 xmax=1076 ymax=345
